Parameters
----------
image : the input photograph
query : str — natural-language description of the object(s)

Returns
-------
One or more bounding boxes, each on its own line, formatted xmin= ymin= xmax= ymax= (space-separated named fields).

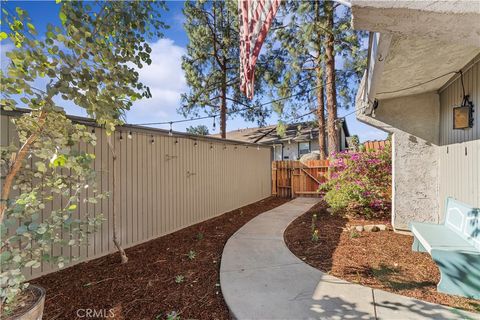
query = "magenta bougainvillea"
xmin=321 ymin=144 xmax=392 ymax=218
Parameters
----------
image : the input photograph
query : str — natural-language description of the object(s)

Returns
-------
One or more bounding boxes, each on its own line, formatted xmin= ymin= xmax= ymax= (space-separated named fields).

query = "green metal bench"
xmin=410 ymin=197 xmax=480 ymax=299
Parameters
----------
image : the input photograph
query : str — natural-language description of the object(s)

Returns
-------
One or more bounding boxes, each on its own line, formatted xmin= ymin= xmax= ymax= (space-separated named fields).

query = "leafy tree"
xmin=186 ymin=124 xmax=209 ymax=135
xmin=271 ymin=1 xmax=366 ymax=156
xmin=181 ymin=0 xmax=273 ymax=139
xmin=0 ymin=0 xmax=167 ymax=312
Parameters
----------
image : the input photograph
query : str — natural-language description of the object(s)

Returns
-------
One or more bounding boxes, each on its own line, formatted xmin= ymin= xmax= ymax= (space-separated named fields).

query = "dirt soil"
xmin=284 ymin=201 xmax=480 ymax=313
xmin=32 ymin=197 xmax=289 ymax=320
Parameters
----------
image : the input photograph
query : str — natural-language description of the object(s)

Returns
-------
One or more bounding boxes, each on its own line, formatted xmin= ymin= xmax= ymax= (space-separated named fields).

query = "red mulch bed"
xmin=284 ymin=201 xmax=480 ymax=313
xmin=32 ymin=197 xmax=289 ymax=320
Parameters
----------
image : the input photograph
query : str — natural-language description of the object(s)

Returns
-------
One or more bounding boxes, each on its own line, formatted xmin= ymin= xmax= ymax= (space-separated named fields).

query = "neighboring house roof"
xmin=211 ymin=120 xmax=350 ymax=146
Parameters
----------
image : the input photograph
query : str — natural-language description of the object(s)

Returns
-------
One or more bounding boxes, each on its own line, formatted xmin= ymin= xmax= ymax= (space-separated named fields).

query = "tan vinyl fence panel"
xmin=0 ymin=113 xmax=271 ymax=279
xmin=438 ymin=139 xmax=480 ymax=219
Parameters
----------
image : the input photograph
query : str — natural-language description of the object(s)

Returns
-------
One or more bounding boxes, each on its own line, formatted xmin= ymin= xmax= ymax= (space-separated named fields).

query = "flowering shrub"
xmin=321 ymin=145 xmax=392 ymax=218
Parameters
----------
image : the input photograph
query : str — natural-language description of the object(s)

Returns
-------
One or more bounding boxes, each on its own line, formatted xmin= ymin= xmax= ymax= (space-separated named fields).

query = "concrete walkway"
xmin=220 ymin=198 xmax=478 ymax=320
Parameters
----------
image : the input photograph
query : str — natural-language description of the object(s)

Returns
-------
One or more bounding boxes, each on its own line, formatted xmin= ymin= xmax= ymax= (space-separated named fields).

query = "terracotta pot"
xmin=8 ymin=285 xmax=45 ymax=320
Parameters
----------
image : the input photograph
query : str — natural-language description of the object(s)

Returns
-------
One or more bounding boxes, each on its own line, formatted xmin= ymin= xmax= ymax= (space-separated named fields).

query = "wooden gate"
xmin=271 ymin=160 xmax=329 ymax=198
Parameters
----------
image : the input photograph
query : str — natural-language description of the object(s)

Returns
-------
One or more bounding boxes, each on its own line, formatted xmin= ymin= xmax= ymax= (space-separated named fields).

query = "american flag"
xmin=239 ymin=0 xmax=281 ymax=99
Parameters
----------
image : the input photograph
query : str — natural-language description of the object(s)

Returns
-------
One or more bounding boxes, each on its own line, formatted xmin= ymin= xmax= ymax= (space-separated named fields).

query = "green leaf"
xmin=16 ymin=225 xmax=27 ymax=235
xmin=51 ymin=154 xmax=67 ymax=167
xmin=36 ymin=225 xmax=47 ymax=235
xmin=59 ymin=12 xmax=67 ymax=25
xmin=0 ymin=251 xmax=12 ymax=263
xmin=35 ymin=162 xmax=47 ymax=173
xmin=25 ymin=260 xmax=38 ymax=268
xmin=0 ymin=32 xmax=7 ymax=40
xmin=68 ymin=204 xmax=77 ymax=211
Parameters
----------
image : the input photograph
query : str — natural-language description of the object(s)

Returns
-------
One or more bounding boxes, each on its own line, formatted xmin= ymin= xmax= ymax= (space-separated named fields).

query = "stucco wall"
xmin=358 ymin=91 xmax=441 ymax=230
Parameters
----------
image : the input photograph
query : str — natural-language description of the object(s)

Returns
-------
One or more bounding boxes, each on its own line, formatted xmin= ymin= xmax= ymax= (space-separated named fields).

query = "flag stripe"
xmin=239 ymin=0 xmax=280 ymax=99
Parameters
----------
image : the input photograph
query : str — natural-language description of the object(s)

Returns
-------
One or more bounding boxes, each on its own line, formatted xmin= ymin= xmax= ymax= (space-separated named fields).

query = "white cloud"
xmin=1 ymin=42 xmax=14 ymax=72
xmin=126 ymin=38 xmax=187 ymax=125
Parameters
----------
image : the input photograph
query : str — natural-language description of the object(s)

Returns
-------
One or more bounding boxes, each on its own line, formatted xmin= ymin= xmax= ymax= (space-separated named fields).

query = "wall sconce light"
xmin=453 ymin=95 xmax=474 ymax=129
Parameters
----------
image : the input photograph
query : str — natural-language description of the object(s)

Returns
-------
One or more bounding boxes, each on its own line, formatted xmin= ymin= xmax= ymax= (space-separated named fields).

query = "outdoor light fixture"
xmin=119 ymin=133 xmax=123 ymax=140
xmin=168 ymin=122 xmax=173 ymax=136
xmin=127 ymin=131 xmax=133 ymax=139
xmin=194 ymin=141 xmax=198 ymax=147
xmin=454 ymin=71 xmax=474 ymax=130
xmin=453 ymin=95 xmax=474 ymax=130
xmin=150 ymin=135 xmax=155 ymax=144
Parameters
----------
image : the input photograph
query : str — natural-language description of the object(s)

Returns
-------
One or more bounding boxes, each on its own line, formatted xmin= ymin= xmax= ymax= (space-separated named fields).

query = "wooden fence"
xmin=272 ymin=160 xmax=329 ymax=198
xmin=363 ymin=140 xmax=390 ymax=151
xmin=1 ymin=112 xmax=272 ymax=279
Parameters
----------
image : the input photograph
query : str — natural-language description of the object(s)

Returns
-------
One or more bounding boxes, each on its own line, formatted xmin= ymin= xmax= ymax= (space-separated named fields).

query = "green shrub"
xmin=322 ymin=144 xmax=391 ymax=218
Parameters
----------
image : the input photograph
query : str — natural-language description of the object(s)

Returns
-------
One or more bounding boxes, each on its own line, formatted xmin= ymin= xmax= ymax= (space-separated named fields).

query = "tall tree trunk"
xmin=316 ymin=67 xmax=326 ymax=160
xmin=106 ymin=134 xmax=128 ymax=264
xmin=220 ymin=67 xmax=227 ymax=139
xmin=314 ymin=1 xmax=326 ymax=160
xmin=324 ymin=1 xmax=339 ymax=154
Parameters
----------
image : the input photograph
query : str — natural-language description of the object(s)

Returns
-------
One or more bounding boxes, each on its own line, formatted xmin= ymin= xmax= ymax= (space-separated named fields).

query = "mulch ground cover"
xmin=33 ymin=196 xmax=289 ymax=320
xmin=284 ymin=201 xmax=480 ymax=313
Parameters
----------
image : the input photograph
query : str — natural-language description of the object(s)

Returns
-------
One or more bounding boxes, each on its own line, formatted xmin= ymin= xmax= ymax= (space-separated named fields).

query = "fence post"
xmin=290 ymin=163 xmax=295 ymax=198
xmin=271 ymin=161 xmax=277 ymax=196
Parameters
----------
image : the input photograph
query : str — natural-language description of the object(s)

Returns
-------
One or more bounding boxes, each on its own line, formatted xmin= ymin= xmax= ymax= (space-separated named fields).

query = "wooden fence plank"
xmin=272 ymin=160 xmax=329 ymax=198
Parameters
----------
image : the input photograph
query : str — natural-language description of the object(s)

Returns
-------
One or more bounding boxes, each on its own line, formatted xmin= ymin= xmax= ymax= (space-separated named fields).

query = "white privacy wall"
xmin=438 ymin=59 xmax=480 ymax=215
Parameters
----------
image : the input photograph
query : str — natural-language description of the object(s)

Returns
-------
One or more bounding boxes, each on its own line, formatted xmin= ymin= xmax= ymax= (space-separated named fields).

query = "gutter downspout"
xmin=363 ymin=32 xmax=392 ymax=115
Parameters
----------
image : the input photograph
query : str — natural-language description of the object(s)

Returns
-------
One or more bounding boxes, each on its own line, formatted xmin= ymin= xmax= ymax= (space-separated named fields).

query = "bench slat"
xmin=410 ymin=222 xmax=477 ymax=254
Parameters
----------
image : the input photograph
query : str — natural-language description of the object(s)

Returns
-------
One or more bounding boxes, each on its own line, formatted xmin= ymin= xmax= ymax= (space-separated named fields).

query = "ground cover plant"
xmin=32 ymin=197 xmax=288 ymax=319
xmin=321 ymin=143 xmax=392 ymax=218
xmin=284 ymin=203 xmax=480 ymax=313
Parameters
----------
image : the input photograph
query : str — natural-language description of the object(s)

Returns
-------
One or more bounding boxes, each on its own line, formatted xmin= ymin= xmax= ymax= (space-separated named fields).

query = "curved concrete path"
xmin=220 ymin=198 xmax=478 ymax=320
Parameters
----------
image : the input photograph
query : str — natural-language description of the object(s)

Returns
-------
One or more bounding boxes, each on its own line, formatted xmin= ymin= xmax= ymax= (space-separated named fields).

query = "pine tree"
xmin=186 ymin=124 xmax=209 ymax=135
xmin=271 ymin=0 xmax=366 ymax=156
xmin=181 ymin=0 xmax=273 ymax=138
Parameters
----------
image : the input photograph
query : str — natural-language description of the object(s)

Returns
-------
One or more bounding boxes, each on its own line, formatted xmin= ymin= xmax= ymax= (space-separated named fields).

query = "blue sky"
xmin=1 ymin=0 xmax=386 ymax=142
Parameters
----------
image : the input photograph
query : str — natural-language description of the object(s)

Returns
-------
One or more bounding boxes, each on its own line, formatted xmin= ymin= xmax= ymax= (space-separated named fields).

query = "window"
xmin=298 ymin=141 xmax=310 ymax=156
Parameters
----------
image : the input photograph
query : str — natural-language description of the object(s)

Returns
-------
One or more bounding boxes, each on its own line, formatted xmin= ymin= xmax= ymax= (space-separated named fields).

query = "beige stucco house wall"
xmin=352 ymin=0 xmax=480 ymax=231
